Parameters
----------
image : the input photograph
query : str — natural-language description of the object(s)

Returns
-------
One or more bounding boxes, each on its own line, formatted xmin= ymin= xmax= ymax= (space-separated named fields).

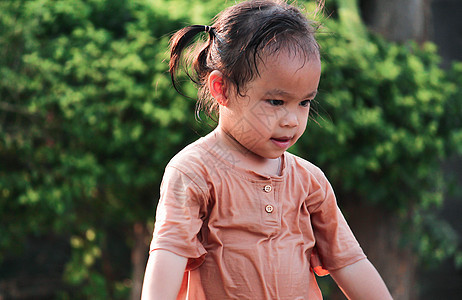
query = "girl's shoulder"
xmin=285 ymin=151 xmax=328 ymax=184
xmin=168 ymin=137 xmax=209 ymax=167
xmin=166 ymin=132 xmax=219 ymax=172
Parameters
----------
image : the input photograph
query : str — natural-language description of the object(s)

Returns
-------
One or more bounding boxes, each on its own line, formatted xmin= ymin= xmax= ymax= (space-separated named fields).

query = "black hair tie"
xmin=203 ymin=25 xmax=222 ymax=44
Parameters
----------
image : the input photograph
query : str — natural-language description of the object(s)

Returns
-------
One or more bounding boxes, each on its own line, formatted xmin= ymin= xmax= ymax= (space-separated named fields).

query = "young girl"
xmin=142 ymin=0 xmax=392 ymax=299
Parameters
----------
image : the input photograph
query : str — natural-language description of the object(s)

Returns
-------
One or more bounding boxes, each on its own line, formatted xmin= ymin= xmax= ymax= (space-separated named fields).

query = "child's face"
xmin=221 ymin=50 xmax=321 ymax=160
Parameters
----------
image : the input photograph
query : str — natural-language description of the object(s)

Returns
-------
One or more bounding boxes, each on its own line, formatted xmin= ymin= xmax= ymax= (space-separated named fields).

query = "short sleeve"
xmin=150 ymin=165 xmax=208 ymax=270
xmin=306 ymin=173 xmax=366 ymax=271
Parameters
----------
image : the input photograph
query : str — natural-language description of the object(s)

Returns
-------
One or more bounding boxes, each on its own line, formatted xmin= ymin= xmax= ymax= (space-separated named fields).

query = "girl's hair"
xmin=169 ymin=0 xmax=321 ymax=119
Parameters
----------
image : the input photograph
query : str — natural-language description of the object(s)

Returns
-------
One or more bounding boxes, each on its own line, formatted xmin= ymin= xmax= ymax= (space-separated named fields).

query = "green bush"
xmin=294 ymin=1 xmax=462 ymax=266
xmin=0 ymin=0 xmax=221 ymax=298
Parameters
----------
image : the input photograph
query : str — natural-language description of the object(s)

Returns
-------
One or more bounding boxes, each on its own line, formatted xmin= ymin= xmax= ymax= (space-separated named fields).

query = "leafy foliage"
xmin=294 ymin=1 xmax=462 ymax=265
xmin=0 ymin=0 xmax=221 ymax=297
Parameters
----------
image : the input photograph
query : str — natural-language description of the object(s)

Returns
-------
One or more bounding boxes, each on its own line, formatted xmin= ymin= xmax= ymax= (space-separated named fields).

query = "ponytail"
xmin=169 ymin=25 xmax=216 ymax=98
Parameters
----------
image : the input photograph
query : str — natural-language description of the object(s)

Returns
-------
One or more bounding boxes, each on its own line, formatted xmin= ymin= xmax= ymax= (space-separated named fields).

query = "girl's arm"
xmin=330 ymin=258 xmax=393 ymax=300
xmin=141 ymin=249 xmax=187 ymax=300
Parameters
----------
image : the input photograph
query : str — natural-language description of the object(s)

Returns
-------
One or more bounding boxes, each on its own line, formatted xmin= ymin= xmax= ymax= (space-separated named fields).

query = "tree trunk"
xmin=342 ymin=203 xmax=418 ymax=300
xmin=360 ymin=0 xmax=432 ymax=43
xmin=130 ymin=222 xmax=149 ymax=300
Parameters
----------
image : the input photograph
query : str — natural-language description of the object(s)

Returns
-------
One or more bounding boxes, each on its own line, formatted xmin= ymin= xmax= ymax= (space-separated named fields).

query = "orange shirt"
xmin=150 ymin=131 xmax=366 ymax=299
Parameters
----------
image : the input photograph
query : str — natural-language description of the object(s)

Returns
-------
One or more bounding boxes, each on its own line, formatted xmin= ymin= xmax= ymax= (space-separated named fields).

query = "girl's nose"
xmin=281 ymin=112 xmax=299 ymax=127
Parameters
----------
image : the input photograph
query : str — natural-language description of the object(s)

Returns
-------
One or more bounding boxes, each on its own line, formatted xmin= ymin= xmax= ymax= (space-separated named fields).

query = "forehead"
xmin=250 ymin=50 xmax=321 ymax=98
xmin=259 ymin=49 xmax=320 ymax=79
xmin=253 ymin=42 xmax=320 ymax=77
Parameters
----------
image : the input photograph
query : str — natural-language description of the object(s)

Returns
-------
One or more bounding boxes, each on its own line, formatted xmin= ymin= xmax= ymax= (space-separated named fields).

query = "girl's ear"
xmin=208 ymin=70 xmax=229 ymax=106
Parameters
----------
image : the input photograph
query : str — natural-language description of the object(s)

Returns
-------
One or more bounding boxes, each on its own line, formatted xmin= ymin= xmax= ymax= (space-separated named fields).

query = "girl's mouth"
xmin=270 ymin=137 xmax=292 ymax=148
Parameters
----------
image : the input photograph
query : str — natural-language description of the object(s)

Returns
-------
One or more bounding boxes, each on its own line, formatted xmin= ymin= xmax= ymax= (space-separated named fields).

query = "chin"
xmin=265 ymin=152 xmax=284 ymax=159
xmin=252 ymin=147 xmax=285 ymax=160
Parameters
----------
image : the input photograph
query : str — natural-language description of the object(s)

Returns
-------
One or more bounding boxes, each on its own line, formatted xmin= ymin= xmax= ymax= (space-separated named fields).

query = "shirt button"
xmin=263 ymin=185 xmax=272 ymax=193
xmin=265 ymin=204 xmax=274 ymax=213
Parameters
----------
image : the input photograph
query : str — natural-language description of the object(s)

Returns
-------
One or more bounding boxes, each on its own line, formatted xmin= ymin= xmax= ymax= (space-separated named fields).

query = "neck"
xmin=214 ymin=126 xmax=281 ymax=176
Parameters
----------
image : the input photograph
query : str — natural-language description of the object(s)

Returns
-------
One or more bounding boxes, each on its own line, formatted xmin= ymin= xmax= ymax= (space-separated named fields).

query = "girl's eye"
xmin=300 ymin=100 xmax=311 ymax=107
xmin=267 ymin=99 xmax=284 ymax=106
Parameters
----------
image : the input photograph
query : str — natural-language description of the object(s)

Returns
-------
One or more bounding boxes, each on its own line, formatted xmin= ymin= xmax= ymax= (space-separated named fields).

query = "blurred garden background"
xmin=1 ymin=0 xmax=461 ymax=299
